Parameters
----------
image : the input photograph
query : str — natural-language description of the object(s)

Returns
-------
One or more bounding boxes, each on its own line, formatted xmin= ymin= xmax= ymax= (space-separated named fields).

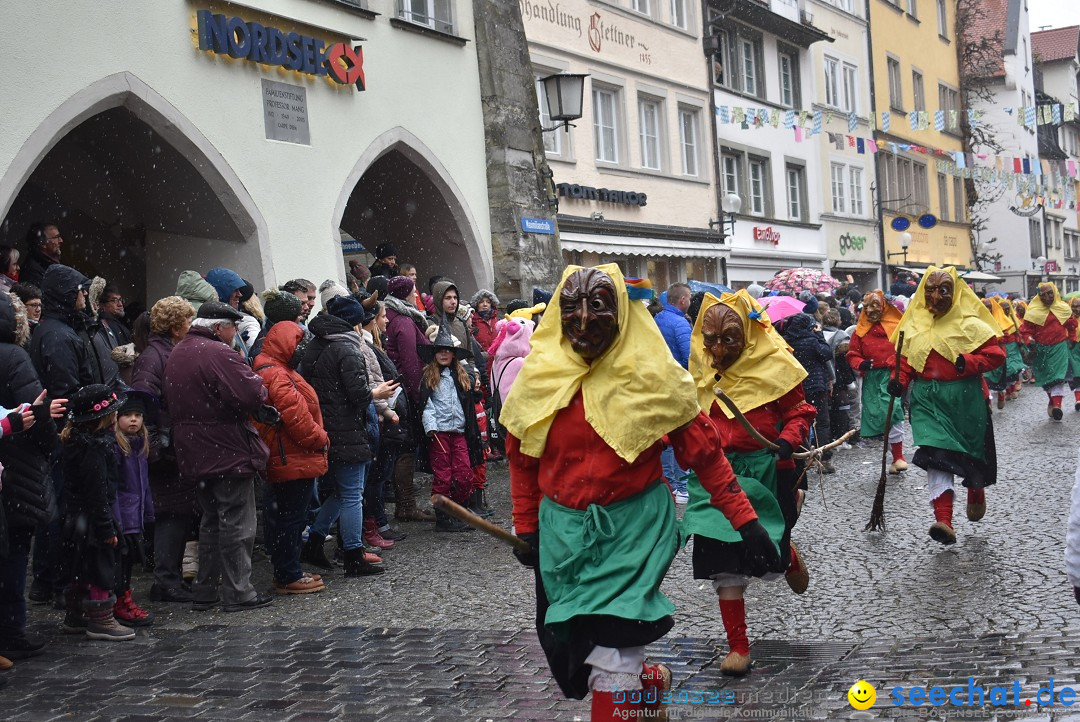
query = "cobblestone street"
xmin=5 ymin=386 xmax=1080 ymax=720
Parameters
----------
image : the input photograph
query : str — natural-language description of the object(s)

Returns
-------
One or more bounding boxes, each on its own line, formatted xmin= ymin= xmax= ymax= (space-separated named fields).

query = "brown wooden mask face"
xmin=981 ymin=298 xmax=993 ymax=311
xmin=702 ymin=303 xmax=745 ymax=373
xmin=924 ymin=271 xmax=954 ymax=318
xmin=559 ymin=269 xmax=619 ymax=361
xmin=1001 ymin=299 xmax=1013 ymax=317
xmin=1071 ymin=298 xmax=1080 ymax=318
xmin=1039 ymin=283 xmax=1056 ymax=307
xmin=862 ymin=292 xmax=884 ymax=324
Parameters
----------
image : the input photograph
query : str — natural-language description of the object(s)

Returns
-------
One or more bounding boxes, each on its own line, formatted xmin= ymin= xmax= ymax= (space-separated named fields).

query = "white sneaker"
xmin=674 ymin=491 xmax=689 ymax=505
xmin=839 ymin=442 xmax=853 ymax=451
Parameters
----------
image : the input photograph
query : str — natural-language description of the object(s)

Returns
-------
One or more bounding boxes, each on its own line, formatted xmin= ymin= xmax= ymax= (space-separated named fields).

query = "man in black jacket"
xmin=780 ymin=313 xmax=836 ymax=473
xmin=0 ymin=292 xmax=65 ymax=659
xmin=27 ymin=264 xmax=100 ymax=606
xmin=20 ymin=222 xmax=63 ymax=290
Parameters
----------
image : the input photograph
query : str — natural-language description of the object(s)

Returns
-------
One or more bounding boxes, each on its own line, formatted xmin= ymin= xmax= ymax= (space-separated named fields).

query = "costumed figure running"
xmin=1018 ymin=282 xmax=1078 ymax=420
xmin=981 ymin=297 xmax=1020 ymax=410
xmin=889 ymin=267 xmax=1004 ymax=545
xmin=998 ymin=298 xmax=1026 ymax=401
xmin=846 ymin=290 xmax=908 ymax=472
xmin=501 ymin=265 xmax=779 ymax=722
xmin=683 ymin=290 xmax=815 ymax=677
xmin=1068 ymin=297 xmax=1080 ymax=411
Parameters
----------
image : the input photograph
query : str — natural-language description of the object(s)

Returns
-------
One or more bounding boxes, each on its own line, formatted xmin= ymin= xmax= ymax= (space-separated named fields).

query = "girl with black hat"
xmin=59 ymin=384 xmax=136 ymax=641
xmin=418 ymin=325 xmax=483 ymax=532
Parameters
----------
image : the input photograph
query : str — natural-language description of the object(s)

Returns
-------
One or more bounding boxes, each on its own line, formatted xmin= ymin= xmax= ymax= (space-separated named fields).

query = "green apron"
xmin=1069 ymin=340 xmax=1080 ymax=379
xmin=1032 ymin=340 xmax=1069 ymax=387
xmin=679 ymin=448 xmax=785 ymax=552
xmin=861 ymin=367 xmax=904 ymax=436
xmin=910 ymin=375 xmax=986 ymax=459
xmin=538 ymin=482 xmax=676 ymax=640
xmin=1005 ymin=341 xmax=1025 ymax=379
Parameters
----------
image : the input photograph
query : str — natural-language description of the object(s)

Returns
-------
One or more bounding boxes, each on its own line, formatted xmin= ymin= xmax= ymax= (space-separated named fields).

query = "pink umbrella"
xmin=758 ymin=295 xmax=806 ymax=323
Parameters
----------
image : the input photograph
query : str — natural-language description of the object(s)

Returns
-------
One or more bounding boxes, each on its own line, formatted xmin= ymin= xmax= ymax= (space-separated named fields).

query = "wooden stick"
xmin=713 ymin=389 xmax=854 ymax=459
xmin=865 ymin=331 xmax=905 ymax=532
xmin=431 ymin=494 xmax=532 ymax=553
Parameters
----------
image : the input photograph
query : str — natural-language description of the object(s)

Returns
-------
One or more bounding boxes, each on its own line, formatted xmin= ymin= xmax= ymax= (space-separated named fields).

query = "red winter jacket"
xmin=252 ymin=323 xmax=329 ymax=482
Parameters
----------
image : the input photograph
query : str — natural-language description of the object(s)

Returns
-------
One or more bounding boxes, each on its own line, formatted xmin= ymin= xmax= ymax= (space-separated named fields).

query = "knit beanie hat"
xmin=367 ymin=275 xmax=390 ymax=302
xmin=326 ymin=295 xmax=366 ymax=328
xmin=319 ymin=279 xmax=349 ymax=308
xmin=263 ymin=288 xmax=302 ymax=326
xmin=388 ymin=276 xmax=415 ymax=300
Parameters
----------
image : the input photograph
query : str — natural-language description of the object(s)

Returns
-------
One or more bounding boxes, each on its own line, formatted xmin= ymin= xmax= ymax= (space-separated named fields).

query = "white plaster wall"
xmin=0 ymin=0 xmax=492 ymax=298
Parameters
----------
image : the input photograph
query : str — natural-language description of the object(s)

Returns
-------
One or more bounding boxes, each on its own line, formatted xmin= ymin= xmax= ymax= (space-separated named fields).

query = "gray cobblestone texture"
xmin=3 ymin=386 xmax=1079 ymax=720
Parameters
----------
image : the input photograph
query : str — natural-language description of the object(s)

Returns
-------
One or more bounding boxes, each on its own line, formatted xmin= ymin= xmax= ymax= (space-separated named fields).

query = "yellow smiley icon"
xmin=848 ymin=680 xmax=876 ymax=710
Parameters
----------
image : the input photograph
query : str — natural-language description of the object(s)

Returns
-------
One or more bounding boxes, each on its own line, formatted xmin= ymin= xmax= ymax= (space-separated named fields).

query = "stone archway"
xmin=333 ymin=127 xmax=489 ymax=293
xmin=0 ymin=72 xmax=271 ymax=303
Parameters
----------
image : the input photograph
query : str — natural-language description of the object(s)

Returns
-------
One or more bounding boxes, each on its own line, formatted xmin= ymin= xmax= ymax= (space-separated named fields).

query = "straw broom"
xmin=865 ymin=331 xmax=904 ymax=532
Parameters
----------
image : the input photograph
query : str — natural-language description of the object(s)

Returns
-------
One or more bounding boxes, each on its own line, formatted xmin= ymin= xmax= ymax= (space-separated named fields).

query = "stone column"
xmin=472 ymin=0 xmax=564 ymax=302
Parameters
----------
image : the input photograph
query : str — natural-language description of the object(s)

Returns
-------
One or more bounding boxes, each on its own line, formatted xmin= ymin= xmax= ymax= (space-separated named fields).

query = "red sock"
xmin=932 ymin=491 xmax=954 ymax=528
xmin=1052 ymin=396 xmax=1063 ymax=409
xmin=719 ymin=598 xmax=749 ymax=656
xmin=1074 ymin=390 xmax=1080 ymax=402
xmin=890 ymin=442 xmax=905 ymax=462
xmin=590 ymin=690 xmax=620 ymax=722
xmin=968 ymin=487 xmax=985 ymax=505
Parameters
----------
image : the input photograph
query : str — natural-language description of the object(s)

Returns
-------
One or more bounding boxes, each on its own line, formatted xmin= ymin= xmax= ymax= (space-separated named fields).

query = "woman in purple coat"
xmin=129 ymin=296 xmax=194 ymax=603
xmin=381 ymin=276 xmax=435 ymax=522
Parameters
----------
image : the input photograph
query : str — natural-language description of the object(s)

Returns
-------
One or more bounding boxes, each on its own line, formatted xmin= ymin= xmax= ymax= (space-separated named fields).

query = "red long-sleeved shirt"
xmin=1019 ymin=314 xmax=1077 ymax=347
xmin=708 ymin=386 xmax=815 ymax=472
xmin=846 ymin=324 xmax=897 ymax=374
xmin=897 ymin=338 xmax=1005 ymax=388
xmin=507 ymin=391 xmax=758 ymax=535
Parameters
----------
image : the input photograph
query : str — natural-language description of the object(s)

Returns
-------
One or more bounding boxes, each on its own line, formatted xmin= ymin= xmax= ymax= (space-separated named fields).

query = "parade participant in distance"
xmin=846 ymin=290 xmax=908 ymax=472
xmin=1019 ymin=282 xmax=1077 ymax=420
xmin=999 ymin=299 xmax=1026 ymax=401
xmin=1069 ymin=298 xmax=1080 ymax=411
xmin=981 ymin=297 xmax=1019 ymax=410
xmin=502 ymin=265 xmax=777 ymax=721
xmin=889 ymin=267 xmax=1004 ymax=544
xmin=685 ymin=290 xmax=816 ymax=677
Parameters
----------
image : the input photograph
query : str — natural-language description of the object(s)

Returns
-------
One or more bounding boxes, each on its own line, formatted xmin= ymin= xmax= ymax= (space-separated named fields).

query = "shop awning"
xmin=896 ymin=266 xmax=1004 ymax=283
xmin=830 ymin=260 xmax=881 ymax=270
xmin=560 ymin=232 xmax=726 ymax=259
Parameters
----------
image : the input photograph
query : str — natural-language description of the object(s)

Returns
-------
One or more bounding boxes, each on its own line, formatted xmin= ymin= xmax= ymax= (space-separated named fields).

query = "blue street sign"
xmin=521 ymin=217 xmax=555 ymax=235
xmin=342 ymin=239 xmax=365 ymax=253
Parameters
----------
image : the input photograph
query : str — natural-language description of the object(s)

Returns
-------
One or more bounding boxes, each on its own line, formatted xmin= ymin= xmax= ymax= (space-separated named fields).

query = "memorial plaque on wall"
xmin=262 ymin=79 xmax=310 ymax=145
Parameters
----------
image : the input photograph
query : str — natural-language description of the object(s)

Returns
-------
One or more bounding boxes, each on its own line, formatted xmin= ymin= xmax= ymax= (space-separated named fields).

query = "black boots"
xmin=467 ymin=489 xmax=494 ymax=518
xmin=343 ymin=547 xmax=385 ymax=576
xmin=300 ymin=532 xmax=334 ymax=570
xmin=435 ymin=509 xmax=473 ymax=533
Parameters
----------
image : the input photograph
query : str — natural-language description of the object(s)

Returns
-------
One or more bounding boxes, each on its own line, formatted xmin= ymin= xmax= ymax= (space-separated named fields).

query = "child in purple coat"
xmin=112 ymin=392 xmax=155 ymax=627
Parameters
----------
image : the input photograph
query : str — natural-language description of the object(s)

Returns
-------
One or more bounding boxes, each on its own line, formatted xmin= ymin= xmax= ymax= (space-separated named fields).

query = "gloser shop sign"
xmin=196 ymin=9 xmax=366 ymax=89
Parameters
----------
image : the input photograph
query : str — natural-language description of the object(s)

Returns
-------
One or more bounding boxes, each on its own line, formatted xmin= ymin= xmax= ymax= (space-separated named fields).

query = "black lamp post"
xmin=709 ymin=192 xmax=742 ymax=240
xmin=539 ymin=73 xmax=588 ymax=133
xmin=886 ymin=231 xmax=912 ymax=265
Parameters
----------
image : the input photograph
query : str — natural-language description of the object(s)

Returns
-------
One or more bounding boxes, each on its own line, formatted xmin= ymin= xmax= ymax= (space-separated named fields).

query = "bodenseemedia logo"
xmin=850 ymin=678 xmax=1080 ymax=710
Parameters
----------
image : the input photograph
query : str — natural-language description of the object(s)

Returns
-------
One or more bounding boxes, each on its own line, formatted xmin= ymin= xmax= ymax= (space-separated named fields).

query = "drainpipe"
xmin=703 ymin=0 xmax=727 ymax=285
xmin=863 ymin=0 xmax=888 ymax=290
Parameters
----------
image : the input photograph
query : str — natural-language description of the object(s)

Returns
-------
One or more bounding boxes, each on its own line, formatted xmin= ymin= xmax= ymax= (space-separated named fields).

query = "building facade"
xmin=521 ymin=0 xmax=725 ymax=290
xmin=1033 ymin=26 xmax=1080 ymax=295
xmin=962 ymin=0 xmax=1040 ymax=295
xmin=806 ymin=0 xmax=882 ymax=290
xmin=0 ymin=0 xmax=530 ymax=304
xmin=709 ymin=0 xmax=833 ymax=288
xmin=869 ymin=0 xmax=973 ymax=276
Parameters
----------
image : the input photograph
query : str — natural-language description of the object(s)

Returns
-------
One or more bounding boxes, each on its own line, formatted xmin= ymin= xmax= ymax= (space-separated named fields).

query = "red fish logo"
xmin=327 ymin=43 xmax=366 ymax=90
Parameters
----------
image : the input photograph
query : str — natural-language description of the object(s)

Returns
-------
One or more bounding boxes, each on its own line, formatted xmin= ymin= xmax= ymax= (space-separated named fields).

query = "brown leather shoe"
xmin=720 ymin=651 xmax=751 ymax=677
xmin=929 ymin=521 xmax=956 ymax=545
xmin=273 ymin=575 xmax=325 ymax=595
xmin=0 ymin=655 xmax=12 ymax=670
xmin=785 ymin=543 xmax=810 ymax=595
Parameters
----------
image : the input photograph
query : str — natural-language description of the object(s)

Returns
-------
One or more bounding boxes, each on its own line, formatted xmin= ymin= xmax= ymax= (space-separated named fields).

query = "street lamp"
xmin=710 ymin=192 xmax=742 ymax=241
xmin=887 ymin=231 xmax=912 ymax=265
xmin=1035 ymin=255 xmax=1048 ymax=282
xmin=539 ymin=73 xmax=589 ymax=133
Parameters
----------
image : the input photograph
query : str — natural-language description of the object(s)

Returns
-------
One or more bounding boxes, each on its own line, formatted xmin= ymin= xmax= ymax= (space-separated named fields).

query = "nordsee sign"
xmin=521 ymin=217 xmax=556 ymax=235
xmin=196 ymin=10 xmax=366 ymax=90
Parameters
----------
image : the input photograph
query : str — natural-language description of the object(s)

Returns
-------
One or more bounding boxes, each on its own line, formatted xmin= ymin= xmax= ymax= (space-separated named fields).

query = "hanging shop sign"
xmin=556 ymin=183 xmax=647 ymax=206
xmin=196 ymin=9 xmax=366 ymax=90
xmin=1009 ymin=192 xmax=1043 ymax=217
xmin=753 ymin=226 xmax=781 ymax=245
xmin=1046 ymin=260 xmax=1060 ymax=273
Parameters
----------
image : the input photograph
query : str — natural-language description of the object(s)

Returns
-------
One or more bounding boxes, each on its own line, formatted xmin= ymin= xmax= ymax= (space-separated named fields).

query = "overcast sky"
xmin=1029 ymin=0 xmax=1080 ymax=32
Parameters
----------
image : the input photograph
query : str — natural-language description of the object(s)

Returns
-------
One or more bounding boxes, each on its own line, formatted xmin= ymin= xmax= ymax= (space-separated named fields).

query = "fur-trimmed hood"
xmin=469 ymin=289 xmax=500 ymax=310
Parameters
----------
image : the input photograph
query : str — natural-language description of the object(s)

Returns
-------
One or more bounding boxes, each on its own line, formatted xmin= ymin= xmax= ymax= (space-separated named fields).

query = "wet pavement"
xmin=5 ymin=383 xmax=1080 ymax=720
